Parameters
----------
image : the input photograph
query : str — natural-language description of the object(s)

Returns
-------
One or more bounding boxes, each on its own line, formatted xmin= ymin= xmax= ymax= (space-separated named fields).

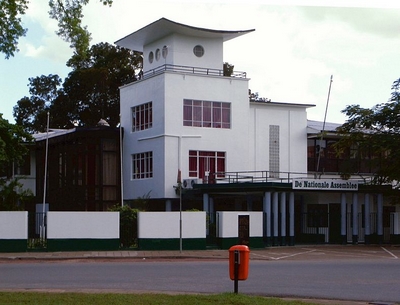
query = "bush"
xmin=109 ymin=205 xmax=139 ymax=248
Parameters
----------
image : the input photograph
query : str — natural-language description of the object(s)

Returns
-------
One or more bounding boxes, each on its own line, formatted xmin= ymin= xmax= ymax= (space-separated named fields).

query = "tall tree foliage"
xmin=0 ymin=0 xmax=28 ymax=58
xmin=13 ymin=43 xmax=142 ymax=131
xmin=336 ymin=78 xmax=400 ymax=188
xmin=0 ymin=0 xmax=113 ymax=59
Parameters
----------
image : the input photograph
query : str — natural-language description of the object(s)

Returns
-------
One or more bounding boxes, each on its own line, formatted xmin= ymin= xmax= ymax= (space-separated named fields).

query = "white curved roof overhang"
xmin=115 ymin=18 xmax=255 ymax=52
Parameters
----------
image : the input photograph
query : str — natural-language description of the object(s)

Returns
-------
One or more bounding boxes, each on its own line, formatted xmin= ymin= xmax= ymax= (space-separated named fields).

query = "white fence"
xmin=138 ymin=211 xmax=206 ymax=250
xmin=0 ymin=212 xmax=28 ymax=252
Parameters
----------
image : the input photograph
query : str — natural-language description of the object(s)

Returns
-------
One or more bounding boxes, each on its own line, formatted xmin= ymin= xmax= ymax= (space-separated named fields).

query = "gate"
xmin=27 ymin=212 xmax=47 ymax=250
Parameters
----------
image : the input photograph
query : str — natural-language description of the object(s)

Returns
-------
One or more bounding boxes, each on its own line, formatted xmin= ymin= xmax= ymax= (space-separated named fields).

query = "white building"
xmin=116 ymin=18 xmax=399 ymax=249
xmin=117 ymin=18 xmax=312 ymax=204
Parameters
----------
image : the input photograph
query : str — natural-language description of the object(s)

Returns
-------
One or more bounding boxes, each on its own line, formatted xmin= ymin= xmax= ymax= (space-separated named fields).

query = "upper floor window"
xmin=183 ymin=99 xmax=231 ymax=129
xmin=132 ymin=102 xmax=152 ymax=132
xmin=132 ymin=151 xmax=153 ymax=179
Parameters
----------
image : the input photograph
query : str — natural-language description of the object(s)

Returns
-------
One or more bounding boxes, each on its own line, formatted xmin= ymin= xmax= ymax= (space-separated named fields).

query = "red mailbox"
xmin=229 ymin=245 xmax=250 ymax=281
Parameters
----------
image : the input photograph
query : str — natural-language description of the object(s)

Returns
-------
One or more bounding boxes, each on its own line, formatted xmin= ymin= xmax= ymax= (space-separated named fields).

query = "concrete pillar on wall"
xmin=341 ymin=193 xmax=347 ymax=244
xmin=377 ymin=193 xmax=383 ymax=243
xmin=165 ymin=200 xmax=172 ymax=211
xmin=263 ymin=192 xmax=272 ymax=246
xmin=280 ymin=192 xmax=286 ymax=246
xmin=289 ymin=192 xmax=295 ymax=246
xmin=364 ymin=193 xmax=371 ymax=244
xmin=272 ymin=192 xmax=279 ymax=246
xmin=352 ymin=193 xmax=358 ymax=244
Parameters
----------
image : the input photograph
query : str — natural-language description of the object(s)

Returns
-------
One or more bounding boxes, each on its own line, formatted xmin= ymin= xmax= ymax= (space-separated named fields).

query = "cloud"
xmin=299 ymin=6 xmax=400 ymax=39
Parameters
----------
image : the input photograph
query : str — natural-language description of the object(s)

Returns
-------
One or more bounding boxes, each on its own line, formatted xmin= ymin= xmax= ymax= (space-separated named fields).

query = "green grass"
xmin=0 ymin=292 xmax=313 ymax=305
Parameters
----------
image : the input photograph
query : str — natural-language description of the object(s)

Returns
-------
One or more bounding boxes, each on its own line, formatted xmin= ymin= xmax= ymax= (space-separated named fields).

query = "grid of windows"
xmin=183 ymin=99 xmax=231 ymax=128
xmin=189 ymin=150 xmax=225 ymax=181
xmin=132 ymin=102 xmax=152 ymax=132
xmin=132 ymin=152 xmax=153 ymax=179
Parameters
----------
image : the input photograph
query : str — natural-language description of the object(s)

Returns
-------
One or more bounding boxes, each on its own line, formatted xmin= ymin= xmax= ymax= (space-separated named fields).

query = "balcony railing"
xmin=202 ymin=170 xmax=375 ymax=185
xmin=124 ymin=64 xmax=247 ymax=85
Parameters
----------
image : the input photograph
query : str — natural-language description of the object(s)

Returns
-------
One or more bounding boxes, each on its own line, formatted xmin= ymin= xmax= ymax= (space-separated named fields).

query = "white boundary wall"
xmin=138 ymin=212 xmax=206 ymax=239
xmin=217 ymin=212 xmax=263 ymax=238
xmin=47 ymin=212 xmax=119 ymax=239
xmin=0 ymin=211 xmax=28 ymax=239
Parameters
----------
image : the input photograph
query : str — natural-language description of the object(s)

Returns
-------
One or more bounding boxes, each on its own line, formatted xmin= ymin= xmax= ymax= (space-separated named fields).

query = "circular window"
xmin=162 ymin=45 xmax=168 ymax=59
xmin=193 ymin=45 xmax=204 ymax=57
xmin=155 ymin=48 xmax=161 ymax=61
xmin=148 ymin=51 xmax=154 ymax=63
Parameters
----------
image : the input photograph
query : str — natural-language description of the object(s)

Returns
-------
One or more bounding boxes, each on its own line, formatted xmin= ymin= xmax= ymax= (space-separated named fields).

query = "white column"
xmin=263 ymin=192 xmax=272 ymax=246
xmin=352 ymin=193 xmax=358 ymax=244
xmin=289 ymin=192 xmax=295 ymax=246
xmin=210 ymin=197 xmax=215 ymax=223
xmin=273 ymin=192 xmax=279 ymax=246
xmin=341 ymin=193 xmax=347 ymax=244
xmin=203 ymin=193 xmax=209 ymax=213
xmin=364 ymin=193 xmax=371 ymax=244
xmin=280 ymin=192 xmax=286 ymax=245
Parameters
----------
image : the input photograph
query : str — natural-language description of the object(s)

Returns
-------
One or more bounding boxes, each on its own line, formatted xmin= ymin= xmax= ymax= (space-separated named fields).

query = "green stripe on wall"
xmin=218 ymin=237 xmax=264 ymax=249
xmin=0 ymin=239 xmax=27 ymax=252
xmin=138 ymin=238 xmax=206 ymax=250
xmin=47 ymin=239 xmax=119 ymax=252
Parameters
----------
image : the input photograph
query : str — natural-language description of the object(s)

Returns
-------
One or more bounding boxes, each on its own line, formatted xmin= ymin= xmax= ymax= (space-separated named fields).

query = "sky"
xmin=1 ymin=0 xmax=400 ymax=124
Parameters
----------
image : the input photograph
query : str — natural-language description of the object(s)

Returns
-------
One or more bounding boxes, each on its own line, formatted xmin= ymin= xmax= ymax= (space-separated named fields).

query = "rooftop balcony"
xmin=126 ymin=64 xmax=247 ymax=85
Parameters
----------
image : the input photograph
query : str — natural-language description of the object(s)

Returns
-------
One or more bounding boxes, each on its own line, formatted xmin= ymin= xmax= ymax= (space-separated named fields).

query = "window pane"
xmin=203 ymin=101 xmax=211 ymax=127
xmin=183 ymin=100 xmax=230 ymax=129
xmin=132 ymin=151 xmax=153 ymax=179
xmin=189 ymin=150 xmax=225 ymax=180
xmin=132 ymin=102 xmax=153 ymax=132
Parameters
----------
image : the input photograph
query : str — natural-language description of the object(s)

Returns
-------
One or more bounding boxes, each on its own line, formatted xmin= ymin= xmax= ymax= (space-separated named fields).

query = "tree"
xmin=13 ymin=42 xmax=142 ymax=132
xmin=0 ymin=0 xmax=113 ymax=59
xmin=13 ymin=74 xmax=66 ymax=133
xmin=336 ymin=78 xmax=400 ymax=189
xmin=63 ymin=42 xmax=141 ymax=127
xmin=0 ymin=113 xmax=32 ymax=171
xmin=0 ymin=0 xmax=28 ymax=59
xmin=0 ymin=114 xmax=33 ymax=210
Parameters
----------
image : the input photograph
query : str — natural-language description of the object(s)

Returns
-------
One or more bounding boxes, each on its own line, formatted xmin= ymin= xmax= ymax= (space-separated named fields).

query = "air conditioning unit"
xmin=182 ymin=178 xmax=201 ymax=189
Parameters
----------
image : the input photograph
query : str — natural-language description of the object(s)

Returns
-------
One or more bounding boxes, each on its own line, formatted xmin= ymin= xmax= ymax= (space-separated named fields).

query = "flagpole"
xmin=178 ymin=136 xmax=182 ymax=253
xmin=316 ymin=75 xmax=333 ymax=176
xmin=119 ymin=114 xmax=124 ymax=207
xmin=41 ymin=112 xmax=50 ymax=240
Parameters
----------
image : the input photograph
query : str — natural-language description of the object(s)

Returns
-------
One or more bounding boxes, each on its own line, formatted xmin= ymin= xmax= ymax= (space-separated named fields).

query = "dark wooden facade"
xmin=35 ymin=127 xmax=121 ymax=211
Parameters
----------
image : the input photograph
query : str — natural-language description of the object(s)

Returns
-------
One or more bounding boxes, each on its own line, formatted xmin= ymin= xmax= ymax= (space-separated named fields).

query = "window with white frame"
xmin=183 ymin=99 xmax=231 ymax=128
xmin=131 ymin=102 xmax=152 ymax=132
xmin=132 ymin=151 xmax=153 ymax=179
xmin=189 ymin=150 xmax=225 ymax=181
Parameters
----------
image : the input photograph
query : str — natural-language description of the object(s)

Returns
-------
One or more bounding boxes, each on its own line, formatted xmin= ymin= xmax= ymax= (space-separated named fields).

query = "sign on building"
xmin=292 ymin=179 xmax=358 ymax=191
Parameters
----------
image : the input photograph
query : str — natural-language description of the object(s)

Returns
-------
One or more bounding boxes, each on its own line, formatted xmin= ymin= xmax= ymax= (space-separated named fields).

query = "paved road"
xmin=1 ymin=258 xmax=399 ymax=303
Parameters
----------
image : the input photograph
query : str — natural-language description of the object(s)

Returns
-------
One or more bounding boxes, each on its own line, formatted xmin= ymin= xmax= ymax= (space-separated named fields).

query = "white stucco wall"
xmin=217 ymin=211 xmax=263 ymax=238
xmin=248 ymin=103 xmax=309 ymax=176
xmin=0 ymin=211 xmax=28 ymax=239
xmin=138 ymin=211 xmax=206 ymax=239
xmin=143 ymin=34 xmax=223 ymax=72
xmin=46 ymin=212 xmax=119 ymax=239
